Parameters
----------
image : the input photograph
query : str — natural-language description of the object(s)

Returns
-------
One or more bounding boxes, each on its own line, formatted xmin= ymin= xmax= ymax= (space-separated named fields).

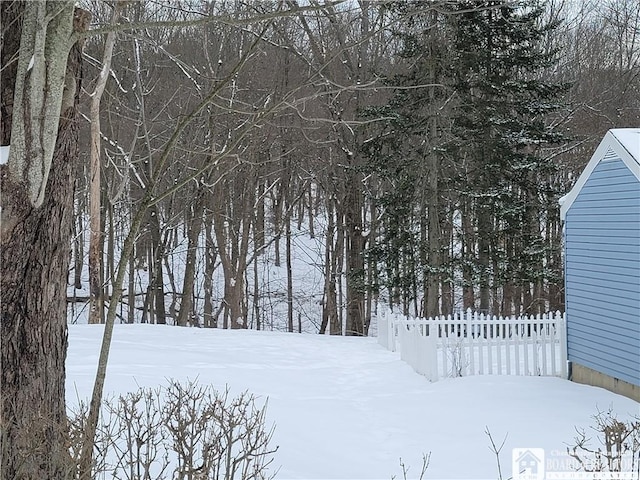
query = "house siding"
xmin=565 ymin=158 xmax=640 ymax=387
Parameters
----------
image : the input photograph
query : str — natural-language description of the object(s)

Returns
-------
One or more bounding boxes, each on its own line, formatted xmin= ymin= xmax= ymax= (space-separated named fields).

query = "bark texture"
xmin=0 ymin=5 xmax=88 ymax=478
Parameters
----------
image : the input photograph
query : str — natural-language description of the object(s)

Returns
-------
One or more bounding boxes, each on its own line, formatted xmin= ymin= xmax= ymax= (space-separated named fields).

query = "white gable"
xmin=559 ymin=128 xmax=640 ymax=220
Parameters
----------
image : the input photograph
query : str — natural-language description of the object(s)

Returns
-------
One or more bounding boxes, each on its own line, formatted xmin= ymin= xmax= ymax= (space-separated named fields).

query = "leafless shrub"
xmin=485 ymin=427 xmax=507 ymax=480
xmin=567 ymin=408 xmax=640 ymax=474
xmin=69 ymin=393 xmax=159 ymax=479
xmin=68 ymin=380 xmax=278 ymax=480
xmin=1 ymin=394 xmax=75 ymax=479
xmin=69 ymin=399 xmax=89 ymax=475
xmin=447 ymin=339 xmax=469 ymax=377
xmin=109 ymin=388 xmax=170 ymax=479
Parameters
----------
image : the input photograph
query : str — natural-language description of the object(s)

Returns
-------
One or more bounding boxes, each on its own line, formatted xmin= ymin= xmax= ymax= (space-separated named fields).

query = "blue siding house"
xmin=560 ymin=129 xmax=640 ymax=402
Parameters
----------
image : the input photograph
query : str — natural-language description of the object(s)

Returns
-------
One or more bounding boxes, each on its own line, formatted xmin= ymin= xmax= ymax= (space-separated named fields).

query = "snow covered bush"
xmin=69 ymin=380 xmax=277 ymax=480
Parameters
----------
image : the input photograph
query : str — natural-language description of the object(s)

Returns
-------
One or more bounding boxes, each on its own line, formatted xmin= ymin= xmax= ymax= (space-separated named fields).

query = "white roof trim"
xmin=560 ymin=129 xmax=640 ymax=220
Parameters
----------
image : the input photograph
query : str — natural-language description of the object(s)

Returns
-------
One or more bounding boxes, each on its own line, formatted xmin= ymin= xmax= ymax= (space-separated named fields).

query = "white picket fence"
xmin=378 ymin=309 xmax=567 ymax=382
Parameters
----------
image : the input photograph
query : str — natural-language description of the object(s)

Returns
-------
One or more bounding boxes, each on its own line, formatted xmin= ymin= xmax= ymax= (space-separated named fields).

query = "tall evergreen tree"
xmin=448 ymin=0 xmax=569 ymax=314
xmin=363 ymin=3 xmax=454 ymax=316
xmin=364 ymin=0 xmax=568 ymax=315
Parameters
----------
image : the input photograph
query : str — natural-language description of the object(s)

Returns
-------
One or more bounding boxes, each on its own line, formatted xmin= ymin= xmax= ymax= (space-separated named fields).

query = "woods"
xmin=1 ymin=0 xmax=638 ymax=477
xmin=63 ymin=0 xmax=636 ymax=329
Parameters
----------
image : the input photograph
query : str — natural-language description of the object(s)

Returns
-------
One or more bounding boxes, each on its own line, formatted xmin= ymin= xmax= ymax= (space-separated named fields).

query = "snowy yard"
xmin=66 ymin=325 xmax=639 ymax=479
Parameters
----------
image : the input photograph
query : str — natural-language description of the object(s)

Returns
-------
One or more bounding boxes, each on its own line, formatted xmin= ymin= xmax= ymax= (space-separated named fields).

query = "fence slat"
xmin=504 ymin=318 xmax=512 ymax=375
xmin=495 ymin=317 xmax=502 ymax=375
xmin=514 ymin=323 xmax=521 ymax=376
xmin=466 ymin=310 xmax=474 ymax=377
xmin=442 ymin=329 xmax=449 ymax=378
xmin=541 ymin=319 xmax=549 ymax=376
xmin=484 ymin=314 xmax=493 ymax=375
xmin=532 ymin=326 xmax=539 ymax=376
xmin=550 ymin=319 xmax=557 ymax=375
xmin=378 ymin=310 xmax=388 ymax=349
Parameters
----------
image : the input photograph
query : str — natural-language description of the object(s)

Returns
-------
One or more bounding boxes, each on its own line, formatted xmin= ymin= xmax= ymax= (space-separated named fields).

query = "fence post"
xmin=378 ymin=309 xmax=388 ymax=349
xmin=400 ymin=321 xmax=412 ymax=365
xmin=559 ymin=311 xmax=568 ymax=379
xmin=466 ymin=309 xmax=475 ymax=375
xmin=390 ymin=312 xmax=399 ymax=352
xmin=411 ymin=323 xmax=420 ymax=373
xmin=419 ymin=321 xmax=439 ymax=382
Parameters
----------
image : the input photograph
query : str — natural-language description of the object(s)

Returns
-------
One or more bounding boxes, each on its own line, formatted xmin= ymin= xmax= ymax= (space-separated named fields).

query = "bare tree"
xmin=290 ymin=0 xmax=391 ymax=334
xmin=88 ymin=0 xmax=122 ymax=324
xmin=1 ymin=2 xmax=90 ymax=477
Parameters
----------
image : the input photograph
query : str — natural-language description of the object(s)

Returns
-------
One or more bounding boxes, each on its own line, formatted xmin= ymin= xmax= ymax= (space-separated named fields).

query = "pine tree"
xmin=364 ymin=0 xmax=569 ymax=315
xmin=362 ymin=2 xmax=454 ymax=316
xmin=448 ymin=0 xmax=569 ymax=314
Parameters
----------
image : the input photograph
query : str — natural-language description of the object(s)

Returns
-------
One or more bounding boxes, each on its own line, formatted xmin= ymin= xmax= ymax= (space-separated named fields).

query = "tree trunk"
xmin=344 ymin=168 xmax=365 ymax=336
xmin=203 ymin=209 xmax=217 ymax=328
xmin=1 ymin=5 xmax=88 ymax=477
xmin=548 ymin=205 xmax=564 ymax=312
xmin=88 ymin=157 xmax=103 ymax=323
xmin=365 ymin=191 xmax=377 ymax=335
xmin=148 ymin=204 xmax=167 ymax=324
xmin=503 ymin=235 xmax=515 ymax=316
xmin=336 ymin=209 xmax=345 ymax=332
xmin=286 ymin=212 xmax=294 ymax=333
xmin=272 ymin=186 xmax=282 ymax=267
xmin=224 ymin=279 xmax=245 ymax=329
xmin=307 ymin=182 xmax=315 ymax=238
xmin=425 ymin=159 xmax=441 ymax=318
xmin=425 ymin=24 xmax=442 ymax=318
xmin=528 ymin=189 xmax=545 ymax=316
xmin=283 ymin=159 xmax=295 ymax=333
xmin=320 ymin=196 xmax=339 ymax=335
xmin=176 ymin=198 xmax=204 ymax=327
xmin=441 ymin=204 xmax=453 ymax=315
xmin=128 ymin=245 xmax=136 ymax=323
xmin=461 ymin=199 xmax=476 ymax=310
xmin=477 ymin=204 xmax=491 ymax=313
xmin=88 ymin=97 xmax=102 ymax=324
xmin=212 ymin=166 xmax=253 ymax=330
xmin=73 ymin=188 xmax=85 ymax=290
xmin=253 ymin=248 xmax=261 ymax=330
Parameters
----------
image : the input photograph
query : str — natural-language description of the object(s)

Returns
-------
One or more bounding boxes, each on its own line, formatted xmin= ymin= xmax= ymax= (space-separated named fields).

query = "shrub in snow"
xmin=69 ymin=380 xmax=277 ymax=480
xmin=446 ymin=339 xmax=469 ymax=378
xmin=567 ymin=409 xmax=640 ymax=473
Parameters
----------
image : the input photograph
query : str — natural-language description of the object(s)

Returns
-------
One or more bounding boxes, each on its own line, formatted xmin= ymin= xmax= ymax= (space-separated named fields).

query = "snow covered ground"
xmin=66 ymin=324 xmax=640 ymax=479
